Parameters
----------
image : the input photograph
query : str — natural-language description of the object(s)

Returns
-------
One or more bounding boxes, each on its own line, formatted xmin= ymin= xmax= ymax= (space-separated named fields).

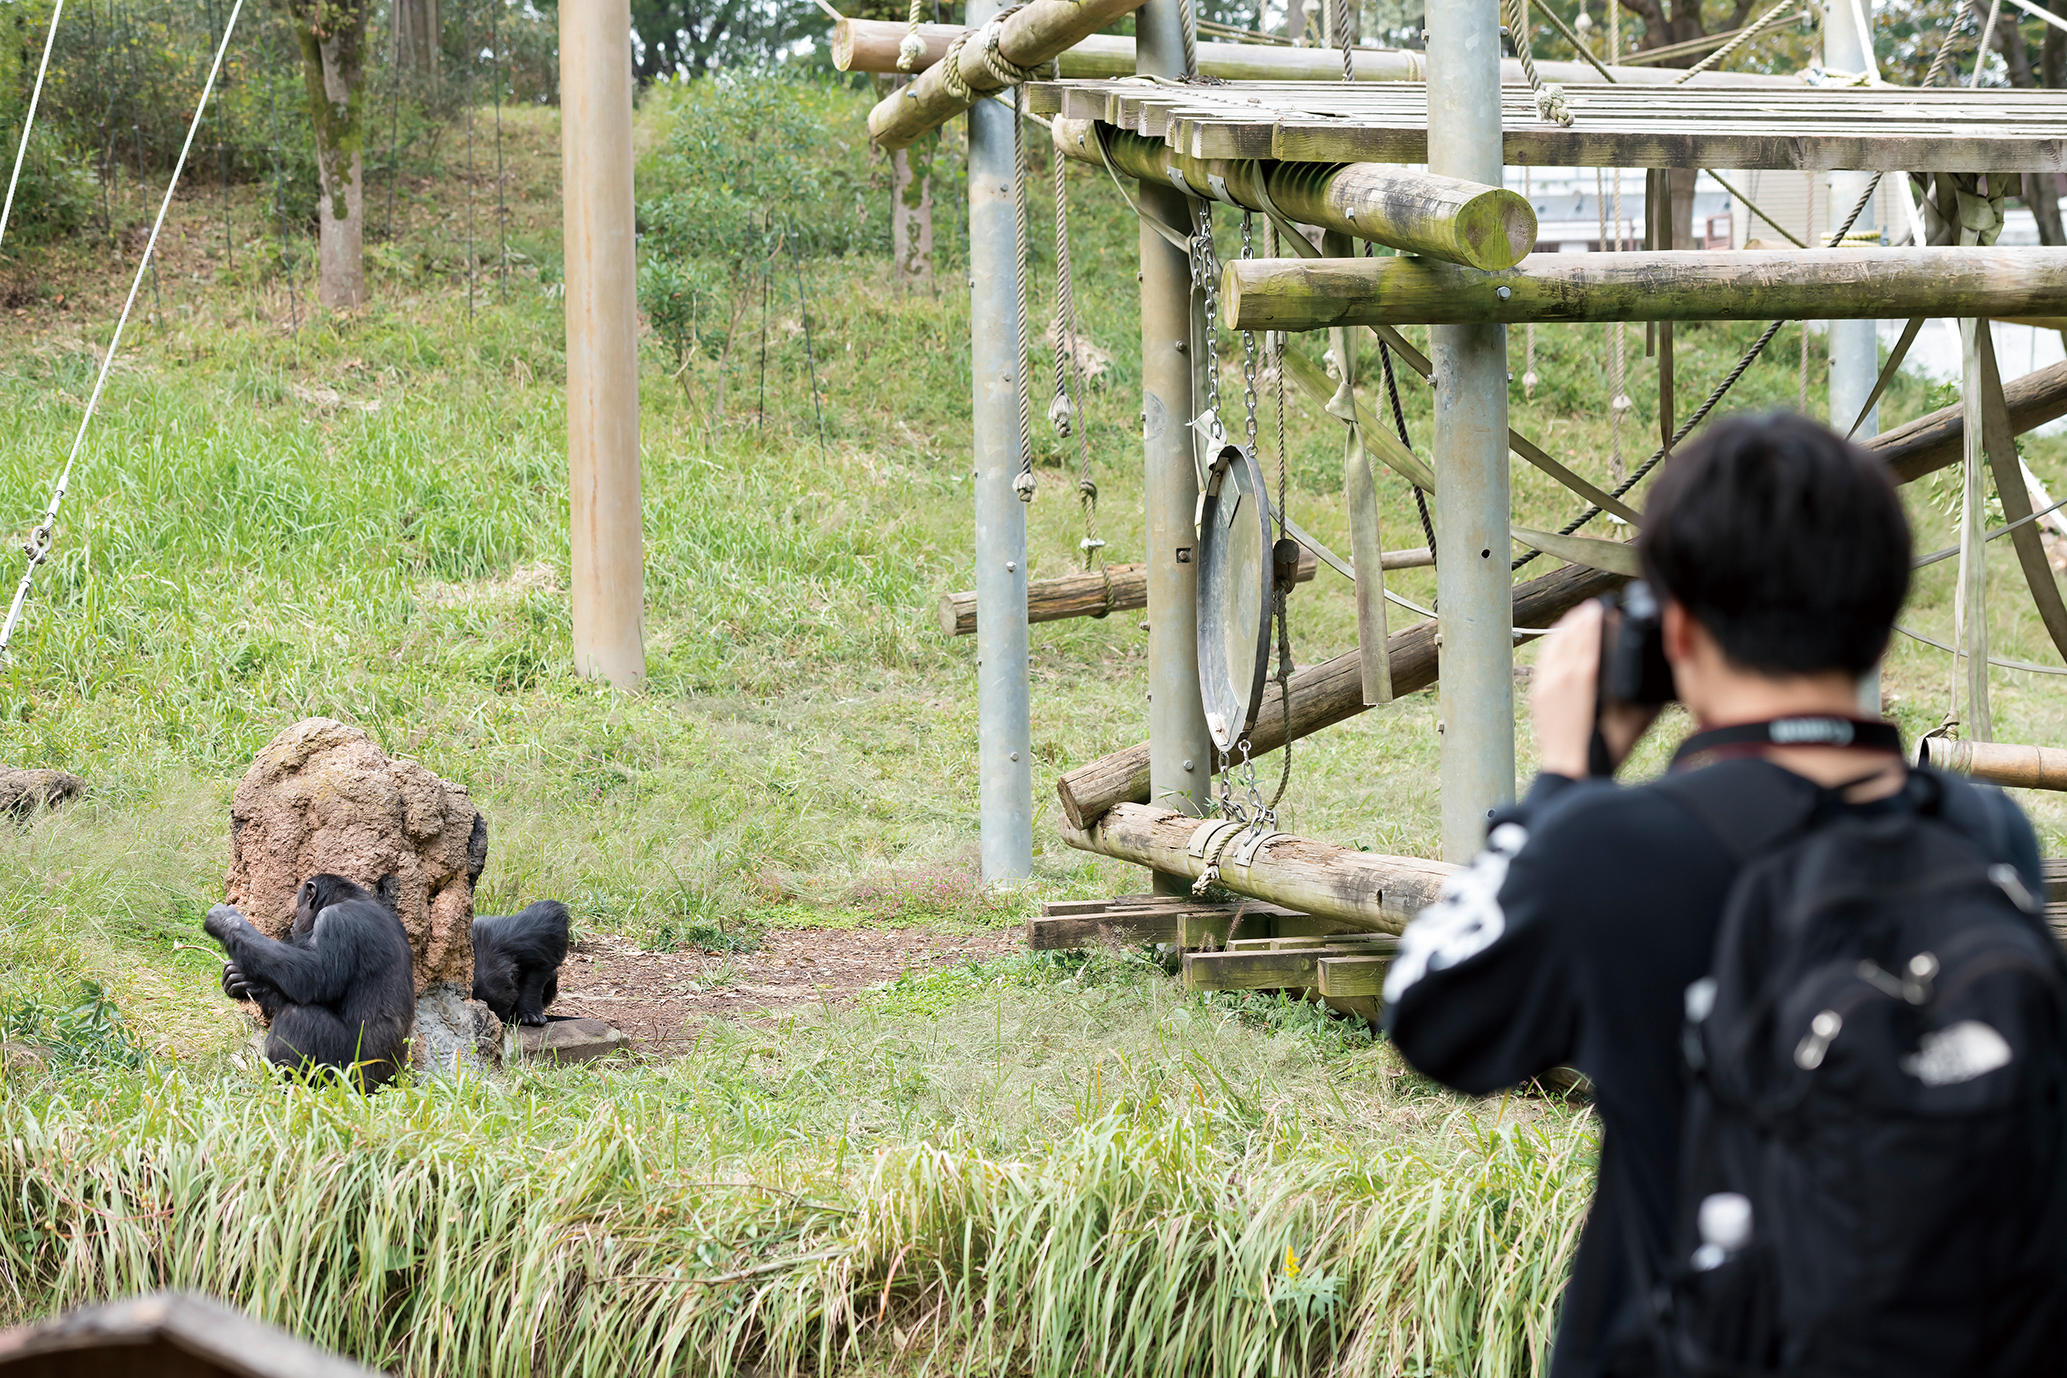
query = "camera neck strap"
xmin=1671 ymin=716 xmax=1903 ymax=773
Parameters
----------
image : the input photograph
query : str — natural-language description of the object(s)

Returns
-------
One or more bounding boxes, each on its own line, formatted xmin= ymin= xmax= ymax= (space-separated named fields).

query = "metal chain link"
xmin=1191 ymin=200 xmax=1222 ymax=439
xmin=1238 ymin=212 xmax=1261 ymax=458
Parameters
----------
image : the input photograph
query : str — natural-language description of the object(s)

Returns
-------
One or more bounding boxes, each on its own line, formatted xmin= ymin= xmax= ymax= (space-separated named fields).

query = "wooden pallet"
xmin=1029 ymin=894 xmax=1360 ymax=951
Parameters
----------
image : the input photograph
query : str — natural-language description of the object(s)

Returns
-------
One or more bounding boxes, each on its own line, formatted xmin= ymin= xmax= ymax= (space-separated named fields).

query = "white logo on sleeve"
xmin=1899 ymin=1021 xmax=2014 ymax=1087
xmin=1383 ymin=821 xmax=1526 ymax=1004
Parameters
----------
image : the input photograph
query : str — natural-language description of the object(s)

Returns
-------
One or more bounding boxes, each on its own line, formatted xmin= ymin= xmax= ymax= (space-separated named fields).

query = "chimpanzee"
xmin=470 ymin=901 xmax=570 ymax=1027
xmin=206 ymin=874 xmax=415 ymax=1092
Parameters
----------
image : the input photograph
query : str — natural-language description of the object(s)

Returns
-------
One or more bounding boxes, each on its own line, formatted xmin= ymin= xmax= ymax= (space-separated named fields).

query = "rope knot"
xmin=1047 ymin=391 xmax=1074 ymax=437
xmin=896 ymin=29 xmax=928 ymax=72
xmin=1013 ymin=471 xmax=1037 ymax=503
xmin=1535 ymin=83 xmax=1573 ymax=127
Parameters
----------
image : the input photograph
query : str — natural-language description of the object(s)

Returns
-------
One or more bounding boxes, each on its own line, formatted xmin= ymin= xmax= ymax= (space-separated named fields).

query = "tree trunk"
xmin=393 ymin=0 xmax=440 ymax=81
xmin=293 ymin=1 xmax=372 ymax=309
xmin=1285 ymin=0 xmax=1309 ymax=43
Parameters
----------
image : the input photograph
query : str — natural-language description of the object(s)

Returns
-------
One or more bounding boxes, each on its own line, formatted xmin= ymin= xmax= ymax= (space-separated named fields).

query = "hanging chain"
xmin=1239 ymin=212 xmax=1261 ymax=458
xmin=1050 ymin=148 xmax=1110 ymax=608
xmin=1191 ymin=200 xmax=1223 ymax=440
xmin=1011 ymin=84 xmax=1036 ymax=502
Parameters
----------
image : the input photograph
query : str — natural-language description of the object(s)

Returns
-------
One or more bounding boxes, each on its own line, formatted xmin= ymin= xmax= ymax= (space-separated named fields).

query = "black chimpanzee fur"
xmin=471 ymin=901 xmax=570 ymax=1027
xmin=206 ymin=874 xmax=416 ymax=1092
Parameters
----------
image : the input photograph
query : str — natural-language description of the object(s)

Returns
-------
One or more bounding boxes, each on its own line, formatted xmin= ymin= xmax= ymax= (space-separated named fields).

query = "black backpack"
xmin=1644 ymin=765 xmax=2067 ymax=1378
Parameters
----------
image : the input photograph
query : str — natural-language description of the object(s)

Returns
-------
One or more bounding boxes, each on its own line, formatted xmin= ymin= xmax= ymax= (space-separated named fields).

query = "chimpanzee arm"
xmin=205 ymin=904 xmax=351 ymax=1007
xmin=222 ymin=960 xmax=287 ymax=1020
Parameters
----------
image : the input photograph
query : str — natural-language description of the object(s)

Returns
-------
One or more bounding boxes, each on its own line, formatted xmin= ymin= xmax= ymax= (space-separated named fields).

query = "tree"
xmin=286 ymin=0 xmax=373 ymax=308
xmin=393 ymin=0 xmax=439 ymax=81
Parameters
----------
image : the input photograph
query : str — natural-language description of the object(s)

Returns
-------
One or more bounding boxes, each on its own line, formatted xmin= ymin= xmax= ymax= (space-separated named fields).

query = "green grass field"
xmin=2 ymin=85 xmax=2065 ymax=1374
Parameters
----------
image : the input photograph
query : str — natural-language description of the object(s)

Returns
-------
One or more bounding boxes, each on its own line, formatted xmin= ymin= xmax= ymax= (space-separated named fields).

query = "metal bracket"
xmin=1231 ymin=828 xmax=1284 ymax=870
xmin=1188 ymin=819 xmax=1241 ymax=859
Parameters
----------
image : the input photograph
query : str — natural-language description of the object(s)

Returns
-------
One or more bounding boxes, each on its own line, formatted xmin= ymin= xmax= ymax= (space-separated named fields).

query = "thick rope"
xmin=1333 ymin=0 xmax=1354 ymax=80
xmin=1502 ymin=0 xmax=1572 ymax=125
xmin=0 ymin=0 xmax=65 ymax=260
xmin=898 ymin=0 xmax=929 ymax=71
xmin=3 ymin=0 xmax=245 ymax=657
xmin=1675 ymin=0 xmax=1799 ymax=83
xmin=1178 ymin=0 xmax=1199 ymax=77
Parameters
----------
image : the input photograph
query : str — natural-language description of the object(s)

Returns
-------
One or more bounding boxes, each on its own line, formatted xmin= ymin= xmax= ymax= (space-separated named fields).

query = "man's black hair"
xmin=1637 ymin=411 xmax=1911 ymax=678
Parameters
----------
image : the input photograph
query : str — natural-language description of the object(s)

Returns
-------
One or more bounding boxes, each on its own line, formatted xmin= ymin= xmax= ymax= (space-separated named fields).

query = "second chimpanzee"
xmin=206 ymin=874 xmax=415 ymax=1092
xmin=471 ymin=901 xmax=570 ymax=1026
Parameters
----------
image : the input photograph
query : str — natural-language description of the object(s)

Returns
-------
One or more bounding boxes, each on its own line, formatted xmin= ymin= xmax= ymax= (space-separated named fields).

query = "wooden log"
xmin=1067 ymin=802 xmax=1456 ymax=933
xmin=1920 ymin=738 xmax=2067 ymax=792
xmin=938 ymin=548 xmax=1321 ymax=637
xmin=1053 ymin=118 xmax=1534 ymax=270
xmin=832 ymin=17 xmax=1796 ymax=85
xmin=1872 ymin=359 xmax=2067 ymax=485
xmin=866 ymin=0 xmax=1149 ymax=151
xmin=1055 ymin=560 xmax=1622 ymax=829
xmin=1222 ymin=249 xmax=2067 ymax=332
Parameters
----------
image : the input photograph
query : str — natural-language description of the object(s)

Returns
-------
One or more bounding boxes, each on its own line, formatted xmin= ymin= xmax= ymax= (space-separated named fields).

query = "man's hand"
xmin=1532 ymin=602 xmax=1659 ymax=779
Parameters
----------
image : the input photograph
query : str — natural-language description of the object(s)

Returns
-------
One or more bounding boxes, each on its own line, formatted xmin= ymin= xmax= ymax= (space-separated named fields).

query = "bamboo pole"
xmin=832 ymin=17 xmax=1798 ymax=85
xmin=1221 ymin=248 xmax=2067 ymax=332
xmin=1919 ymin=737 xmax=2067 ymax=792
xmin=1061 ymin=802 xmax=1456 ymax=932
xmin=1055 ymin=560 xmax=1619 ymax=829
xmin=938 ymin=548 xmax=1341 ymax=637
xmin=561 ymin=0 xmax=644 ymax=687
xmin=866 ymin=0 xmax=1150 ymax=151
xmin=1052 ymin=118 xmax=1536 ymax=270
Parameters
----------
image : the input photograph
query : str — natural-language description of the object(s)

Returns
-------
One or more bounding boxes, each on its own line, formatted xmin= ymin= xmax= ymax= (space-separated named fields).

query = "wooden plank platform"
xmin=1027 ymin=80 xmax=2067 ymax=171
xmin=1183 ymin=934 xmax=1397 ymax=992
xmin=1029 ymin=894 xmax=1310 ymax=950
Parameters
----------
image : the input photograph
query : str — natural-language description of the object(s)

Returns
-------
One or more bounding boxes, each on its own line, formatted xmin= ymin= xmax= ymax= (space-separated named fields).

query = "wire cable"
xmin=0 ymin=0 xmax=66 ymax=260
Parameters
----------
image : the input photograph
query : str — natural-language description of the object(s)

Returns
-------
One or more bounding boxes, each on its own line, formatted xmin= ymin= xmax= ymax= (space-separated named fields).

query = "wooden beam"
xmin=1055 ymin=560 xmax=1622 ymax=829
xmin=1053 ymin=118 xmax=1536 ymax=269
xmin=1316 ymin=954 xmax=1392 ymax=997
xmin=1920 ymin=738 xmax=2067 ymax=792
xmin=1067 ymin=803 xmax=1455 ymax=933
xmin=1222 ymin=249 xmax=2067 ymax=332
xmin=1872 ymin=359 xmax=2067 ymax=485
xmin=1185 ymin=947 xmax=1334 ymax=990
xmin=831 ymin=19 xmax=1793 ymax=85
xmin=938 ymin=548 xmax=1319 ymax=637
xmin=866 ymin=0 xmax=1150 ymax=151
xmin=1026 ymin=895 xmax=1310 ymax=949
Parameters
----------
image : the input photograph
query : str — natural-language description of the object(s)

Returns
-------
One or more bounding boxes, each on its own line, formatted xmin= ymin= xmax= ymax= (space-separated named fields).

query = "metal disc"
xmin=1196 ymin=442 xmax=1274 ymax=755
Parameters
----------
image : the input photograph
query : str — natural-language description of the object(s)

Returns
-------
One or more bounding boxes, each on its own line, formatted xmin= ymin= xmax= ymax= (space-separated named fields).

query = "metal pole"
xmin=1825 ymin=2 xmax=1883 ymax=715
xmin=561 ymin=0 xmax=645 ymax=687
xmin=1137 ymin=0 xmax=1213 ymax=892
xmin=1427 ymin=0 xmax=1515 ymax=861
xmin=967 ymin=0 xmax=1034 ymax=881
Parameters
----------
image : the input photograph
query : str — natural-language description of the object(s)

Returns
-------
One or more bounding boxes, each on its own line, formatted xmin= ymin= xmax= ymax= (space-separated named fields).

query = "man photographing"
xmin=1384 ymin=412 xmax=2067 ymax=1377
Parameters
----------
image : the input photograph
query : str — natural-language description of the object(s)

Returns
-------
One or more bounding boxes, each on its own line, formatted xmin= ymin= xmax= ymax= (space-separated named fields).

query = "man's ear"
xmin=1662 ymin=597 xmax=1697 ymax=664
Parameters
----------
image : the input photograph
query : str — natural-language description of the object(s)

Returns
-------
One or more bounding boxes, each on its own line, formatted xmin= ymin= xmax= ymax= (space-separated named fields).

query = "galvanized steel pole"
xmin=1137 ymin=0 xmax=1213 ymax=889
xmin=1825 ymin=1 xmax=1882 ymax=714
xmin=561 ymin=0 xmax=645 ymax=688
xmin=966 ymin=0 xmax=1034 ymax=881
xmin=1427 ymin=0 xmax=1515 ymax=860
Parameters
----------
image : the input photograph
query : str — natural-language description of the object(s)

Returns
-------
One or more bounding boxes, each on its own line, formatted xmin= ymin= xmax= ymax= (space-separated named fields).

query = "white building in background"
xmin=1502 ymin=166 xmax=2067 ymax=395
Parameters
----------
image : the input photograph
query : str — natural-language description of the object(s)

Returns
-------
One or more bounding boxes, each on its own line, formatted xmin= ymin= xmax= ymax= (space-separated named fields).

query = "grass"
xmin=0 ymin=77 xmax=2064 ymax=1374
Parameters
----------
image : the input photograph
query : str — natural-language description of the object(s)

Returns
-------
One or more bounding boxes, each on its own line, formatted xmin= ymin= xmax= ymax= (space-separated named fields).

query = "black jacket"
xmin=1382 ymin=759 xmax=2043 ymax=1378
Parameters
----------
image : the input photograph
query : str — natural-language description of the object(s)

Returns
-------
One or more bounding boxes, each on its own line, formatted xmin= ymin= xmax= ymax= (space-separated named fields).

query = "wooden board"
xmin=1028 ymin=80 xmax=2067 ymax=172
xmin=1028 ymin=895 xmax=1309 ymax=950
xmin=1316 ymin=954 xmax=1392 ymax=998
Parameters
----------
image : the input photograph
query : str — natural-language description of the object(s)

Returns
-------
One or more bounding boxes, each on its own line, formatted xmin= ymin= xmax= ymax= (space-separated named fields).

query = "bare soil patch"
xmin=552 ymin=925 xmax=1024 ymax=1053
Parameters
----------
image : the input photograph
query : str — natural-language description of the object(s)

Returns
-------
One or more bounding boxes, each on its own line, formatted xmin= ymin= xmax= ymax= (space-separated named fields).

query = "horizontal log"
xmin=1223 ymin=249 xmax=2067 ymax=332
xmin=1065 ymin=802 xmax=1456 ymax=933
xmin=866 ymin=0 xmax=1149 ymax=151
xmin=1870 ymin=360 xmax=2067 ymax=486
xmin=1055 ymin=560 xmax=1623 ymax=829
xmin=939 ymin=548 xmax=1319 ymax=638
xmin=1919 ymin=737 xmax=2067 ymax=792
xmin=832 ymin=17 xmax=1795 ymax=86
xmin=1053 ymin=118 xmax=1534 ymax=269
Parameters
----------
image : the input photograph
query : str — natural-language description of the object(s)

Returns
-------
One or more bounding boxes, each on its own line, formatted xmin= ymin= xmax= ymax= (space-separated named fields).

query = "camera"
xmin=1600 ymin=580 xmax=1676 ymax=709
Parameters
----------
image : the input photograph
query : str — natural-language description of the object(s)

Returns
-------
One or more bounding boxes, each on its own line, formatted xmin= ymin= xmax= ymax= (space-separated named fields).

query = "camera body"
xmin=1601 ymin=580 xmax=1676 ymax=708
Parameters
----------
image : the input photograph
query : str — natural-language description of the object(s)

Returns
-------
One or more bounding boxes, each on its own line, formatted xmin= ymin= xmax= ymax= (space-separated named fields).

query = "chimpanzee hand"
xmin=519 ymin=1010 xmax=548 ymax=1027
xmin=204 ymin=903 xmax=248 ymax=947
xmin=221 ymin=960 xmax=253 ymax=1002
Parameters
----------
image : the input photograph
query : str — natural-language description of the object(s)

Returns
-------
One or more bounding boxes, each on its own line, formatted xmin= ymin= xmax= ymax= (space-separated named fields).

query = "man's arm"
xmin=1382 ymin=776 xmax=1597 ymax=1095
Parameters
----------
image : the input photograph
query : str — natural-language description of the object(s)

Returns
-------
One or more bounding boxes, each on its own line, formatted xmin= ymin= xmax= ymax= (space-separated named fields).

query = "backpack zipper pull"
xmin=1796 ymin=1009 xmax=1843 ymax=1070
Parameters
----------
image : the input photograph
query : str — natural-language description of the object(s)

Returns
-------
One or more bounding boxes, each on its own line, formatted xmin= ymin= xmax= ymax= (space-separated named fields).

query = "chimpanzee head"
xmin=293 ymin=873 xmax=382 ymax=940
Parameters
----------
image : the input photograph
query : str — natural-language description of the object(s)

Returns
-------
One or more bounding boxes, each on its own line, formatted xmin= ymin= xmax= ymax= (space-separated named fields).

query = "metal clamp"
xmin=1231 ymin=827 xmax=1284 ymax=870
xmin=1187 ymin=819 xmax=1242 ymax=859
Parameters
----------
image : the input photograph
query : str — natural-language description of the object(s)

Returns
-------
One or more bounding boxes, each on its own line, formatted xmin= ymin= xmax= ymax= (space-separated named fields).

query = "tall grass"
xmin=0 ymin=1061 xmax=1590 ymax=1376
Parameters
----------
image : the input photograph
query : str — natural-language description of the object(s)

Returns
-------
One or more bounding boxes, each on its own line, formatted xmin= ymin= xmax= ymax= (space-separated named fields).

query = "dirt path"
xmin=551 ymin=926 xmax=1024 ymax=1053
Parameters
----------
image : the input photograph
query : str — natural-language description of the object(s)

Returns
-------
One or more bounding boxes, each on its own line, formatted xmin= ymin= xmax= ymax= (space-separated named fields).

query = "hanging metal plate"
xmin=1196 ymin=442 xmax=1275 ymax=755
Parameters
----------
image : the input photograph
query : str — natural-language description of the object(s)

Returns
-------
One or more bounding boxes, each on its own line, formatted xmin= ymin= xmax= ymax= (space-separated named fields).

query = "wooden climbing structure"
xmin=843 ymin=0 xmax=2067 ymax=999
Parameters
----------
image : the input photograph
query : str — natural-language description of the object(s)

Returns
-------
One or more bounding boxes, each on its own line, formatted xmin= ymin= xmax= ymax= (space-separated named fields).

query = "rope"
xmin=1011 ymin=82 xmax=1036 ymax=503
xmin=0 ymin=0 xmax=65 ymax=261
xmin=1333 ymin=0 xmax=1353 ymax=81
xmin=1178 ymin=0 xmax=1199 ymax=77
xmin=2 ymin=0 xmax=246 ymax=658
xmin=1502 ymin=0 xmax=1572 ymax=125
xmin=1675 ymin=0 xmax=1800 ymax=83
xmin=898 ymin=0 xmax=929 ymax=71
xmin=1377 ymin=336 xmax=1437 ymax=565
